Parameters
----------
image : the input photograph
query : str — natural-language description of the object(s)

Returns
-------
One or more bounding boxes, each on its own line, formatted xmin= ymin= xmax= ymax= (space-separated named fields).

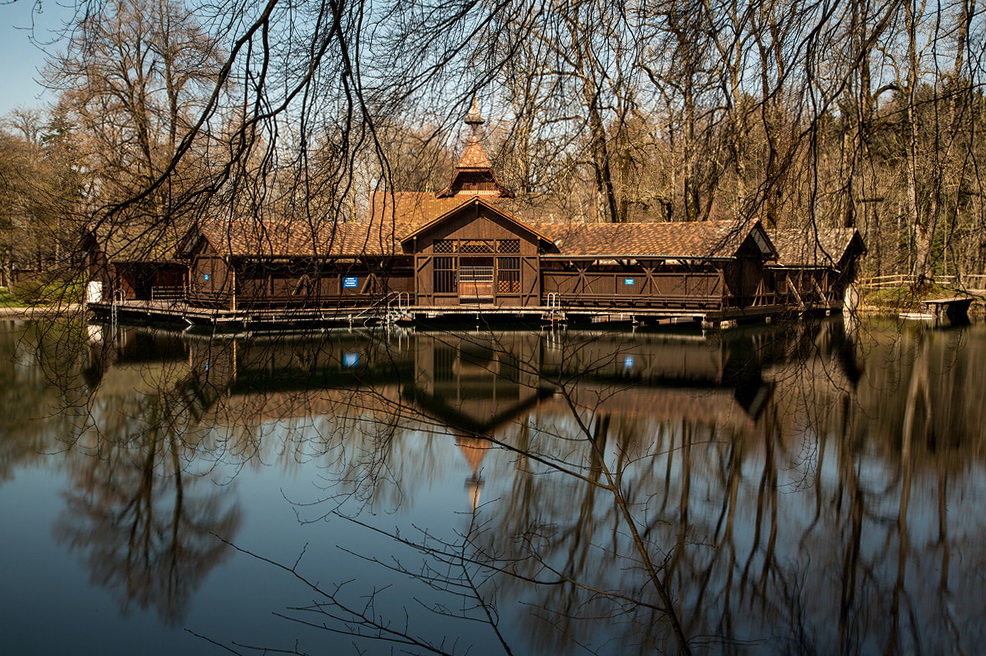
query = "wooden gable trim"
xmin=399 ymin=197 xmax=554 ymax=249
xmin=842 ymin=231 xmax=867 ymax=266
xmin=747 ymin=221 xmax=777 ymax=259
xmin=177 ymin=228 xmax=220 ymax=259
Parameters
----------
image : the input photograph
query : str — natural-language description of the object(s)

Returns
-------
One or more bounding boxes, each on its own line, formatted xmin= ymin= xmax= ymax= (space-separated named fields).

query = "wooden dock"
xmin=922 ymin=297 xmax=976 ymax=325
xmin=88 ymin=298 xmax=797 ymax=332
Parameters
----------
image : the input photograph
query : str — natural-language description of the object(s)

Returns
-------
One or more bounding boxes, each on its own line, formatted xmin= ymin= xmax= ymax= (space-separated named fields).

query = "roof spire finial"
xmin=465 ymin=94 xmax=484 ymax=142
xmin=465 ymin=94 xmax=484 ymax=126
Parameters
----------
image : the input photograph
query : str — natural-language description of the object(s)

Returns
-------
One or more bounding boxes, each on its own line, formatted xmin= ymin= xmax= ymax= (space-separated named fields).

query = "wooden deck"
xmin=922 ymin=297 xmax=976 ymax=325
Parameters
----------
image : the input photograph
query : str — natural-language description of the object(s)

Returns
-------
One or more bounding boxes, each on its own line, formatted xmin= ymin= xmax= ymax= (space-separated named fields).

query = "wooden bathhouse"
xmin=82 ymin=223 xmax=188 ymax=303
xmin=767 ymin=228 xmax=867 ymax=312
xmin=86 ymin=101 xmax=864 ymax=328
xmin=175 ymin=217 xmax=416 ymax=310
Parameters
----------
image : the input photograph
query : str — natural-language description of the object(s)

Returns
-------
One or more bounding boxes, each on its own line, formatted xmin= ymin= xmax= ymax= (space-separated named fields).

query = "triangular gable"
xmin=176 ymin=224 xmax=212 ymax=258
xmin=839 ymin=228 xmax=867 ymax=262
xmin=399 ymin=196 xmax=556 ymax=249
xmin=744 ymin=221 xmax=777 ymax=259
xmin=767 ymin=227 xmax=865 ymax=269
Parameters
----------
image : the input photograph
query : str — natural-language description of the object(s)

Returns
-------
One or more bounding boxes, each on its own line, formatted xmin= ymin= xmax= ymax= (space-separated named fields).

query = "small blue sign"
xmin=343 ymin=276 xmax=359 ymax=288
xmin=343 ymin=353 xmax=359 ymax=367
xmin=203 ymin=273 xmax=210 ymax=281
xmin=624 ymin=355 xmax=635 ymax=369
xmin=624 ymin=278 xmax=635 ymax=285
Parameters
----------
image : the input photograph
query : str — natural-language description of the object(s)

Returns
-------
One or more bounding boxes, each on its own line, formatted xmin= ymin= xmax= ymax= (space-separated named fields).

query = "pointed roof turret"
xmin=436 ymin=96 xmax=513 ymax=198
xmin=457 ymin=140 xmax=493 ymax=170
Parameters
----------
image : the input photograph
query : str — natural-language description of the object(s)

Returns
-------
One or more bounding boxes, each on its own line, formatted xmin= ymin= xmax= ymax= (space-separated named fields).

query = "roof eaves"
xmin=541 ymin=253 xmax=735 ymax=260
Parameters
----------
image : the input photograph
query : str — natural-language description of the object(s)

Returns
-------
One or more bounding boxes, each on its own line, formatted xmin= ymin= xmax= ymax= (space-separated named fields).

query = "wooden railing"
xmin=150 ymin=285 xmax=186 ymax=301
xmin=548 ymin=292 xmax=725 ymax=311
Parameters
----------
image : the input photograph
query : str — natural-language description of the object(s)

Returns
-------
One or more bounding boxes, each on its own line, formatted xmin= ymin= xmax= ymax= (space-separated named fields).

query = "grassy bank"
xmin=859 ymin=283 xmax=985 ymax=316
xmin=0 ymin=288 xmax=24 ymax=308
xmin=0 ymin=280 xmax=84 ymax=309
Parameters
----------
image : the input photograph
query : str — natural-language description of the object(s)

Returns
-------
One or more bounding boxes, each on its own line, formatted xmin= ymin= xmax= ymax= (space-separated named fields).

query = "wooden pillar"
xmin=229 ymin=258 xmax=237 ymax=312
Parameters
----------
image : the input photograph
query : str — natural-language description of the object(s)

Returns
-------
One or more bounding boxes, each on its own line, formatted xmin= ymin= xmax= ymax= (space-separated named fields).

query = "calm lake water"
xmin=1 ymin=316 xmax=985 ymax=655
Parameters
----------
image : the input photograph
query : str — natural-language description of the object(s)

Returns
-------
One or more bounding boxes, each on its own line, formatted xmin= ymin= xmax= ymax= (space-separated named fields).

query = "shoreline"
xmin=0 ymin=304 xmax=83 ymax=317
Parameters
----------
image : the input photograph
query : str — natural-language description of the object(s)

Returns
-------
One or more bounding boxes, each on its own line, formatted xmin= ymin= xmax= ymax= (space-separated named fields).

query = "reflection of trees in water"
xmin=450 ymin=322 xmax=986 ymax=654
xmin=228 ymin=320 xmax=986 ymax=655
xmin=53 ymin=432 xmax=240 ymax=625
xmin=48 ymin=329 xmax=242 ymax=626
xmin=14 ymin=318 xmax=986 ymax=653
xmin=0 ymin=320 xmax=93 ymax=481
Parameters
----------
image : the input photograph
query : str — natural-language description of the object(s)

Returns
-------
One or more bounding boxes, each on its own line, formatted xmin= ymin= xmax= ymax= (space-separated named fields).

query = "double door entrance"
xmin=458 ymin=257 xmax=495 ymax=299
xmin=432 ymin=252 xmax=523 ymax=303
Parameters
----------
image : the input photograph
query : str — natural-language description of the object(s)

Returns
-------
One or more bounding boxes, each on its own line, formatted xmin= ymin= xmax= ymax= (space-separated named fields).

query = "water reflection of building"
xmin=170 ymin=327 xmax=799 ymax=511
xmin=82 ymin=321 xmax=874 ymax=480
xmin=158 ymin=318 xmax=986 ymax=486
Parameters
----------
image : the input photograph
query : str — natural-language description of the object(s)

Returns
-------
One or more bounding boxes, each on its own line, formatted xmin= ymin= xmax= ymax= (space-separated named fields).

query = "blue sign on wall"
xmin=624 ymin=278 xmax=635 ymax=285
xmin=343 ymin=353 xmax=359 ymax=367
xmin=624 ymin=355 xmax=635 ymax=369
xmin=203 ymin=273 xmax=210 ymax=281
xmin=343 ymin=276 xmax=359 ymax=288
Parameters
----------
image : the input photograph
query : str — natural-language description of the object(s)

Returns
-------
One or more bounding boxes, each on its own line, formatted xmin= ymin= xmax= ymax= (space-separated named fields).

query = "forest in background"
xmin=0 ymin=0 xmax=984 ymax=291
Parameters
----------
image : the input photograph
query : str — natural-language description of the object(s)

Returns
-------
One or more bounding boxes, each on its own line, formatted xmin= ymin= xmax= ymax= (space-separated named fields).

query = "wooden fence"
xmin=858 ymin=274 xmax=986 ymax=291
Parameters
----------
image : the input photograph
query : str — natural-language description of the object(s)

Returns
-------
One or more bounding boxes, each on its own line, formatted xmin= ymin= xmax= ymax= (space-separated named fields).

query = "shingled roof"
xmin=768 ymin=228 xmax=865 ymax=269
xmin=190 ymin=198 xmax=775 ymax=262
xmin=456 ymin=140 xmax=493 ymax=169
xmin=180 ymin=192 xmax=532 ymax=259
xmin=366 ymin=190 xmax=772 ymax=261
xmin=365 ymin=191 xmax=474 ymax=232
xmin=183 ymin=217 xmax=408 ymax=258
xmin=535 ymin=220 xmax=775 ymax=260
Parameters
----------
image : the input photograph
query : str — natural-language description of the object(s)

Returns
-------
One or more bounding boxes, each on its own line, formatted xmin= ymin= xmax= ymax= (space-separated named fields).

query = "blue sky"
xmin=0 ymin=0 xmax=73 ymax=117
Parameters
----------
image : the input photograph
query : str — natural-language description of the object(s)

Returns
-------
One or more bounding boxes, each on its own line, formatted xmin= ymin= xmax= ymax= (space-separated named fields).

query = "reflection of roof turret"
xmin=455 ymin=433 xmax=489 ymax=512
xmin=455 ymin=434 xmax=489 ymax=474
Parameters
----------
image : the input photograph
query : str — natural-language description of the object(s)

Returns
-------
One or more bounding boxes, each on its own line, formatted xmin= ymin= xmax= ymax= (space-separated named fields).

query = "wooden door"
xmin=458 ymin=257 xmax=494 ymax=299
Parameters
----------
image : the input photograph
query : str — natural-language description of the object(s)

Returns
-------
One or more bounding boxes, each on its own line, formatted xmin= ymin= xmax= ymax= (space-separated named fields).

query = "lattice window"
xmin=434 ymin=257 xmax=456 ymax=293
xmin=497 ymin=239 xmax=520 ymax=253
xmin=434 ymin=239 xmax=455 ymax=254
xmin=461 ymin=239 xmax=494 ymax=254
xmin=497 ymin=256 xmax=521 ymax=293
